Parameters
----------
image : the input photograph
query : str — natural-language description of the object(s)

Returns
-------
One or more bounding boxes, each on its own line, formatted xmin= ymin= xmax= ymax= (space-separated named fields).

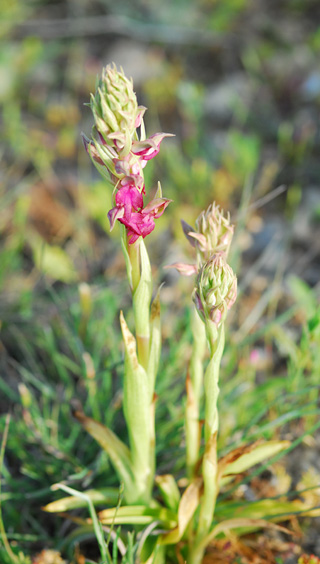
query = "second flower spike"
xmin=193 ymin=252 xmax=237 ymax=326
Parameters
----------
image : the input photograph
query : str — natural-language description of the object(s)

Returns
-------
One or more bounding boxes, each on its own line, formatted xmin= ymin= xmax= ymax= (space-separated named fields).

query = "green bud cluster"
xmin=191 ymin=203 xmax=234 ymax=262
xmin=193 ymin=252 xmax=237 ymax=325
xmin=89 ymin=64 xmax=146 ymax=154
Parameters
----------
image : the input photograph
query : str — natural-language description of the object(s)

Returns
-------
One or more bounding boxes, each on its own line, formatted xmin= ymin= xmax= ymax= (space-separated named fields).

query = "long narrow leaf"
xmin=73 ymin=408 xmax=135 ymax=498
xmin=43 ymin=488 xmax=120 ymax=512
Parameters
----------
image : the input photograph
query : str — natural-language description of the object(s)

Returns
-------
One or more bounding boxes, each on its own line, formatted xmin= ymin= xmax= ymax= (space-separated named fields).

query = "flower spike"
xmin=83 ymin=63 xmax=172 ymax=244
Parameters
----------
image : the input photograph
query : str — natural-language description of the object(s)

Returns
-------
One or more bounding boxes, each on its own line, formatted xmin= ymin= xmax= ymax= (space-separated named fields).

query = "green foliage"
xmin=1 ymin=0 xmax=320 ymax=561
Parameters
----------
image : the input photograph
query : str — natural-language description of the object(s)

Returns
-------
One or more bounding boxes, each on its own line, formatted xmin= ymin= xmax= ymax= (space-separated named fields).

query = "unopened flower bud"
xmin=90 ymin=64 xmax=146 ymax=155
xmin=193 ymin=253 xmax=237 ymax=325
xmin=189 ymin=203 xmax=234 ymax=261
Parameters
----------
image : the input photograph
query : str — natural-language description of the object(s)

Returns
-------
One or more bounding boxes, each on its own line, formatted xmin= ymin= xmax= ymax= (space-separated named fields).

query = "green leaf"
xmin=49 ymin=483 xmax=111 ymax=564
xmin=218 ymin=440 xmax=290 ymax=487
xmin=120 ymin=312 xmax=151 ymax=501
xmin=215 ymin=497 xmax=307 ymax=523
xmin=133 ymin=238 xmax=152 ymax=340
xmin=143 ymin=543 xmax=166 ymax=564
xmin=147 ymin=288 xmax=162 ymax=400
xmin=73 ymin=408 xmax=135 ymax=502
xmin=161 ymin=478 xmax=202 ymax=545
xmin=120 ymin=226 xmax=132 ymax=288
xmin=43 ymin=488 xmax=120 ymax=513
xmin=98 ymin=505 xmax=177 ymax=528
xmin=155 ymin=474 xmax=180 ymax=513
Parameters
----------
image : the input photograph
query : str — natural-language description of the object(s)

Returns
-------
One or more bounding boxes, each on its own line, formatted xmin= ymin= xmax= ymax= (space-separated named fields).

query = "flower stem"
xmin=204 ymin=323 xmax=225 ymax=442
xmin=189 ymin=322 xmax=225 ymax=564
xmin=128 ymin=238 xmax=141 ymax=293
xmin=122 ymin=235 xmax=154 ymax=502
xmin=186 ymin=308 xmax=206 ymax=479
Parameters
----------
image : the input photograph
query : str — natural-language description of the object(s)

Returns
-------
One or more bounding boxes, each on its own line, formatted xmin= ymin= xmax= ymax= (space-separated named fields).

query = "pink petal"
xmin=135 ymin=106 xmax=147 ymax=128
xmin=81 ymin=133 xmax=105 ymax=165
xmin=108 ymin=206 xmax=125 ymax=230
xmin=132 ymin=133 xmax=174 ymax=162
xmin=165 ymin=263 xmax=198 ymax=276
xmin=115 ymin=185 xmax=143 ymax=218
xmin=119 ymin=211 xmax=155 ymax=243
xmin=141 ymin=197 xmax=172 ymax=218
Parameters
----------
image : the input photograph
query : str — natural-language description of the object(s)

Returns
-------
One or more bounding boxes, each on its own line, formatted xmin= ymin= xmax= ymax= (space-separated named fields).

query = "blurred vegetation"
xmin=1 ymin=0 xmax=320 ymax=562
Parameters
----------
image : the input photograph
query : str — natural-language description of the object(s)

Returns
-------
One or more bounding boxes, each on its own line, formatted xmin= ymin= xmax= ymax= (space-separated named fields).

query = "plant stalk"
xmin=189 ymin=322 xmax=225 ymax=564
xmin=186 ymin=307 xmax=206 ymax=479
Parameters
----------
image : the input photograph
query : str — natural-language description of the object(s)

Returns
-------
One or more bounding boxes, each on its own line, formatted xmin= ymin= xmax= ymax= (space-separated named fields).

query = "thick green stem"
xmin=190 ymin=308 xmax=207 ymax=406
xmin=130 ymin=238 xmax=152 ymax=372
xmin=188 ymin=540 xmax=208 ymax=564
xmin=186 ymin=308 xmax=206 ymax=479
xmin=204 ymin=323 xmax=225 ymax=442
xmin=121 ymin=235 xmax=155 ymax=502
xmin=136 ymin=335 xmax=150 ymax=372
xmin=189 ymin=322 xmax=225 ymax=564
xmin=128 ymin=238 xmax=141 ymax=293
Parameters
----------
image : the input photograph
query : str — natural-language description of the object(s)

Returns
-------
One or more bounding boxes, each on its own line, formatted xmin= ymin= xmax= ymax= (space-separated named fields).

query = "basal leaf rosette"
xmin=193 ymin=252 xmax=237 ymax=327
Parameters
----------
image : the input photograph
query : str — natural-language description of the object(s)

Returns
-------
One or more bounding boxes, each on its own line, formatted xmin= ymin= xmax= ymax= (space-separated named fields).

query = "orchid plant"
xmin=45 ymin=64 xmax=304 ymax=564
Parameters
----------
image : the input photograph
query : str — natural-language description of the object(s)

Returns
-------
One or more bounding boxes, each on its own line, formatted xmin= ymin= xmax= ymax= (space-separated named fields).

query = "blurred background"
xmin=1 ymin=0 xmax=320 ymax=561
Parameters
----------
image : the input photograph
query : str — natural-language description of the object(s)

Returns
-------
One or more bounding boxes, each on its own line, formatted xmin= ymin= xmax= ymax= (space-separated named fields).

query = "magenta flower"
xmin=131 ymin=133 xmax=173 ymax=168
xmin=120 ymin=197 xmax=171 ymax=244
xmin=108 ymin=187 xmax=171 ymax=244
xmin=83 ymin=64 xmax=173 ymax=245
xmin=120 ymin=211 xmax=156 ymax=244
xmin=107 ymin=184 xmax=143 ymax=230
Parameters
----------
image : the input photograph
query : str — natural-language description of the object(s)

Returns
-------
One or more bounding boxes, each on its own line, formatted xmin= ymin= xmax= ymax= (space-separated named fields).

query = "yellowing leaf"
xmin=216 ymin=497 xmax=306 ymax=523
xmin=98 ymin=505 xmax=177 ymax=528
xmin=43 ymin=488 xmax=119 ymax=513
xmin=204 ymin=517 xmax=291 ymax=545
xmin=160 ymin=478 xmax=202 ymax=545
xmin=218 ymin=440 xmax=290 ymax=486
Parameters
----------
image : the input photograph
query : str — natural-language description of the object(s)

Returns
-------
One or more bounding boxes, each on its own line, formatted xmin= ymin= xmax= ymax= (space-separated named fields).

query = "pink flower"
xmin=132 ymin=133 xmax=174 ymax=168
xmin=108 ymin=191 xmax=171 ymax=244
xmin=165 ymin=263 xmax=198 ymax=276
xmin=108 ymin=184 xmax=143 ymax=230
xmin=120 ymin=211 xmax=156 ymax=244
xmin=115 ymin=184 xmax=144 ymax=218
xmin=122 ymin=197 xmax=171 ymax=244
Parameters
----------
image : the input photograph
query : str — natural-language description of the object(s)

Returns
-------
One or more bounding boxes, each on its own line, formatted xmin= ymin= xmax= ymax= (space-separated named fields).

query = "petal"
xmin=108 ymin=206 xmax=124 ymax=230
xmin=81 ymin=133 xmax=105 ymax=165
xmin=119 ymin=211 xmax=155 ymax=241
xmin=115 ymin=185 xmax=143 ymax=212
xmin=131 ymin=133 xmax=174 ymax=161
xmin=135 ymin=106 xmax=147 ymax=128
xmin=165 ymin=263 xmax=198 ymax=276
xmin=142 ymin=198 xmax=172 ymax=218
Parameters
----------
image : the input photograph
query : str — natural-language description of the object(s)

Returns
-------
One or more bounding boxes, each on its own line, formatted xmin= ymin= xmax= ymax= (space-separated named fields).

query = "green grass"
xmin=1 ymin=266 xmax=319 ymax=561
